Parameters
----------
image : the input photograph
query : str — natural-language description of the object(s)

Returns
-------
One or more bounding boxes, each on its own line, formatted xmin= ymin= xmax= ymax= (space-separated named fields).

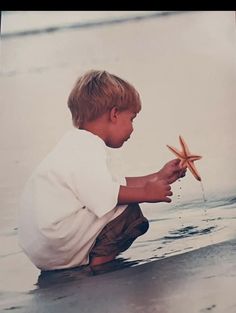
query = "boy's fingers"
xmin=167 ymin=159 xmax=180 ymax=167
xmin=176 ymin=158 xmax=181 ymax=163
xmin=180 ymin=168 xmax=187 ymax=177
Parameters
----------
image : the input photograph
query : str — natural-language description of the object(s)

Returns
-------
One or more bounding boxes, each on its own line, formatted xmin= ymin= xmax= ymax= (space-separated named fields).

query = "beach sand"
xmin=1 ymin=239 xmax=236 ymax=313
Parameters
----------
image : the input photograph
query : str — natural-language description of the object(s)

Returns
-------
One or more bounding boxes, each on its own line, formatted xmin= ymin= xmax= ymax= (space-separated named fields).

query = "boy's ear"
xmin=109 ymin=106 xmax=119 ymax=123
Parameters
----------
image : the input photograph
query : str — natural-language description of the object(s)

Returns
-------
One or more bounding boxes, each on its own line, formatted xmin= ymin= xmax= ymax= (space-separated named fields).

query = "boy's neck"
xmin=80 ymin=114 xmax=110 ymax=144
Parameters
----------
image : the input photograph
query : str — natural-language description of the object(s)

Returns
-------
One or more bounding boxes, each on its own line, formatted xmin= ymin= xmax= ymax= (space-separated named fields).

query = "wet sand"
xmin=1 ymin=239 xmax=236 ymax=313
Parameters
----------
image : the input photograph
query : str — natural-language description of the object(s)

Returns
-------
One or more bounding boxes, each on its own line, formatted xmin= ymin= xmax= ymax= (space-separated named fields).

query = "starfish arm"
xmin=186 ymin=160 xmax=202 ymax=181
xmin=179 ymin=135 xmax=191 ymax=158
xmin=166 ymin=145 xmax=184 ymax=159
xmin=187 ymin=155 xmax=202 ymax=161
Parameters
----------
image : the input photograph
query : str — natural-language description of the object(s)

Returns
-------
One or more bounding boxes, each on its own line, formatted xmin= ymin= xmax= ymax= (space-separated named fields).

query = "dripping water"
xmin=200 ymin=181 xmax=207 ymax=203
xmin=200 ymin=181 xmax=208 ymax=220
xmin=177 ymin=179 xmax=184 ymax=227
xmin=200 ymin=180 xmax=214 ymax=244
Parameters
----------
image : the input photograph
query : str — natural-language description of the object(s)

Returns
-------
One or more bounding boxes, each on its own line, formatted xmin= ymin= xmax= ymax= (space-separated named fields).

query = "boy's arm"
xmin=118 ymin=159 xmax=186 ymax=205
xmin=125 ymin=159 xmax=186 ymax=187
xmin=125 ymin=173 xmax=157 ymax=187
xmin=118 ymin=179 xmax=173 ymax=205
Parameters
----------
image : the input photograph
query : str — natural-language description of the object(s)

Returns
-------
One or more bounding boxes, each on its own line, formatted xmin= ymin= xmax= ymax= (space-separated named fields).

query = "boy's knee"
xmin=89 ymin=203 xmax=149 ymax=259
xmin=125 ymin=203 xmax=149 ymax=237
xmin=126 ymin=203 xmax=145 ymax=219
xmin=139 ymin=218 xmax=149 ymax=235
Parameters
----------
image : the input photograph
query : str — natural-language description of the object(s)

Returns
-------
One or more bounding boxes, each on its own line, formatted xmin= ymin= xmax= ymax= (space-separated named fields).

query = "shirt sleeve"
xmin=117 ymin=176 xmax=127 ymax=186
xmin=70 ymin=139 xmax=121 ymax=218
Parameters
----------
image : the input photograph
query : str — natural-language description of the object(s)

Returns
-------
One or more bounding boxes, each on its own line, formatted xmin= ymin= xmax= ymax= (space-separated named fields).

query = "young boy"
xmin=18 ymin=70 xmax=186 ymax=271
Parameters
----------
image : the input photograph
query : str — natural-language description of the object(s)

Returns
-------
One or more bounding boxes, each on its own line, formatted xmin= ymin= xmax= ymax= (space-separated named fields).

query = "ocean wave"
xmin=1 ymin=11 xmax=184 ymax=40
xmin=172 ymin=194 xmax=236 ymax=211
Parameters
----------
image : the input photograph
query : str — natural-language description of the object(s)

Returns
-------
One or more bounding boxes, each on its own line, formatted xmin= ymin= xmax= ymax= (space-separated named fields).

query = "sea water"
xmin=0 ymin=11 xmax=236 ymax=296
xmin=122 ymin=179 xmax=236 ymax=265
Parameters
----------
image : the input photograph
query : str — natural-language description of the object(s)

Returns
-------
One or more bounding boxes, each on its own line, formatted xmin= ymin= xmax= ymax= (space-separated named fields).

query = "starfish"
xmin=167 ymin=135 xmax=202 ymax=181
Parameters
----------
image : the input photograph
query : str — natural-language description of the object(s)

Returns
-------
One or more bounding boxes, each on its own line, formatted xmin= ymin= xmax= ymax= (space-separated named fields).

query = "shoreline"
xmin=1 ymin=238 xmax=236 ymax=313
xmin=1 ymin=11 xmax=186 ymax=39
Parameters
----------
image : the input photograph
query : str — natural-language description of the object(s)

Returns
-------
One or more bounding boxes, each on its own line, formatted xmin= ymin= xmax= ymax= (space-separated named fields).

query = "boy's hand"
xmin=144 ymin=179 xmax=173 ymax=203
xmin=158 ymin=159 xmax=186 ymax=184
xmin=120 ymin=159 xmax=186 ymax=205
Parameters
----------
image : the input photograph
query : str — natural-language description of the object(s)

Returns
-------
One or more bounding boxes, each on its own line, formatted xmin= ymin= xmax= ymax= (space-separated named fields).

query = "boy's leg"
xmin=89 ymin=203 xmax=149 ymax=266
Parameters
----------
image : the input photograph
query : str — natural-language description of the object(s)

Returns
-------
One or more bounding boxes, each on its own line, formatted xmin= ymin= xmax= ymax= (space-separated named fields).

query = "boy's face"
xmin=107 ymin=109 xmax=137 ymax=148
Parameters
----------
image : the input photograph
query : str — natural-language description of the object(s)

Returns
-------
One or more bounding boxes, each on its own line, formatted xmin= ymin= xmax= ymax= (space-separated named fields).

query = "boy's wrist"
xmin=118 ymin=185 xmax=146 ymax=205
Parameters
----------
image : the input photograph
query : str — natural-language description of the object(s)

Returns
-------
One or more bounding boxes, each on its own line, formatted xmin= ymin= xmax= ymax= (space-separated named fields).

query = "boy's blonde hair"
xmin=67 ymin=70 xmax=142 ymax=128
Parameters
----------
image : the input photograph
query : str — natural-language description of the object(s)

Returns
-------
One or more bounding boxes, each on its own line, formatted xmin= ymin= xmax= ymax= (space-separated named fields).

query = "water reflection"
xmin=36 ymin=257 xmax=139 ymax=289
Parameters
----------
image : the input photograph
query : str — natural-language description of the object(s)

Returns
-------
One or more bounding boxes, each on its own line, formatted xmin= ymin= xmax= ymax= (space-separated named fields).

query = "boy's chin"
xmin=107 ymin=141 xmax=125 ymax=149
xmin=109 ymin=143 xmax=123 ymax=149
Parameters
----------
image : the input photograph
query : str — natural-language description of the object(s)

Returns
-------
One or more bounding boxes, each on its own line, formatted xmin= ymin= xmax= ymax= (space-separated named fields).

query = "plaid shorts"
xmin=89 ymin=203 xmax=149 ymax=258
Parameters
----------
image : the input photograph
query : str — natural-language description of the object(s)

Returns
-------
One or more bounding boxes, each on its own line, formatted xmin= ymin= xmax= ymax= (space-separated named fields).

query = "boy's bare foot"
xmin=90 ymin=253 xmax=117 ymax=266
